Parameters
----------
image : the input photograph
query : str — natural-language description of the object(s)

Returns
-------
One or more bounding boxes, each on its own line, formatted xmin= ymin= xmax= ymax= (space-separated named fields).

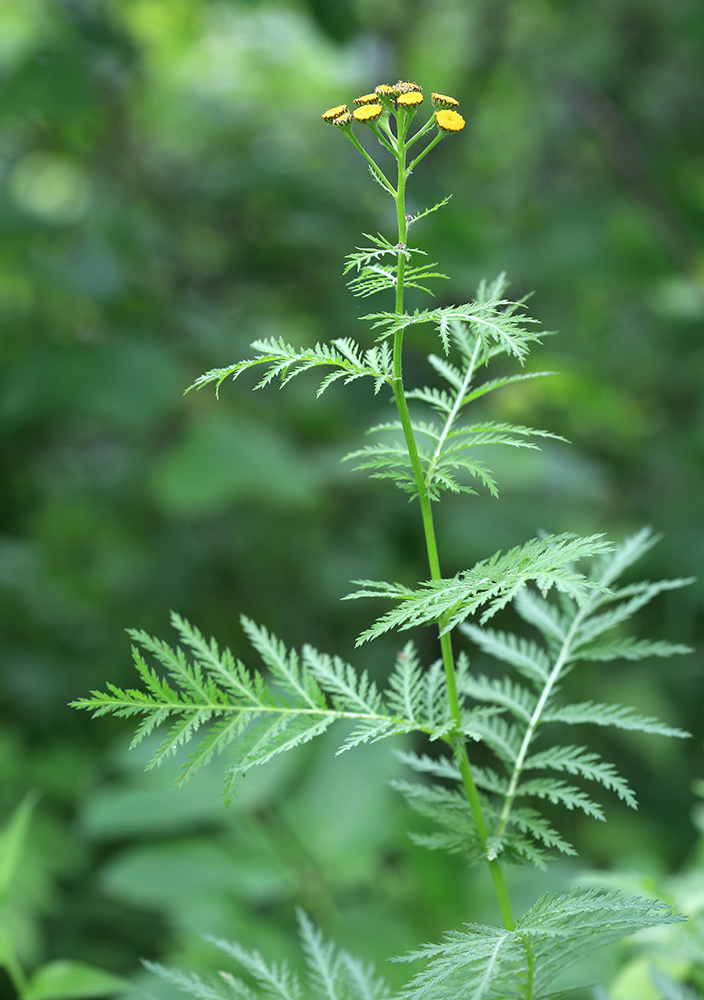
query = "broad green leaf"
xmin=0 ymin=792 xmax=38 ymax=909
xmin=22 ymin=961 xmax=128 ymax=1000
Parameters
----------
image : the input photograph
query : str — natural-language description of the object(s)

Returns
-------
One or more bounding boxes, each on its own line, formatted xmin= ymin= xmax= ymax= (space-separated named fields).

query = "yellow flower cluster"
xmin=322 ymin=83 xmax=464 ymax=133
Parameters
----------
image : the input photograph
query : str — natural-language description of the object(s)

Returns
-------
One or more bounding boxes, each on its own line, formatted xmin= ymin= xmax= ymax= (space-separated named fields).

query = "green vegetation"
xmin=75 ymin=76 xmax=693 ymax=995
xmin=1 ymin=2 xmax=703 ymax=998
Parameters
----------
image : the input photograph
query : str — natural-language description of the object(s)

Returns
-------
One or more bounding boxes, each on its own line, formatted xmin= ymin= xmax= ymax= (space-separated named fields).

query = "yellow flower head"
xmin=394 ymin=80 xmax=422 ymax=94
xmin=333 ymin=112 xmax=353 ymax=128
xmin=431 ymin=93 xmax=459 ymax=109
xmin=353 ymin=103 xmax=383 ymax=123
xmin=374 ymin=84 xmax=396 ymax=97
xmin=353 ymin=93 xmax=379 ymax=105
xmin=434 ymin=109 xmax=465 ymax=132
xmin=322 ymin=104 xmax=348 ymax=122
xmin=397 ymin=91 xmax=424 ymax=108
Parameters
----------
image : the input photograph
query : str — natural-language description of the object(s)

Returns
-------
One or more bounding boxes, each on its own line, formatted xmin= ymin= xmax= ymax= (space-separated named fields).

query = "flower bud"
xmin=322 ymin=104 xmax=348 ymax=123
xmin=431 ymin=93 xmax=460 ymax=109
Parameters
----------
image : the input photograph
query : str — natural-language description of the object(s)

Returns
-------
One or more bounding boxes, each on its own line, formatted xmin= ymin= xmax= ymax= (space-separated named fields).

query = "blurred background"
xmin=1 ymin=0 xmax=703 ymax=995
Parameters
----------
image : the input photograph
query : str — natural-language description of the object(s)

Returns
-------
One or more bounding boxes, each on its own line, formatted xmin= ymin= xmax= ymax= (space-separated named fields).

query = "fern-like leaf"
xmin=141 ymin=961 xmax=253 ymax=999
xmin=452 ymin=529 xmax=691 ymax=867
xmin=570 ymin=576 xmax=695 ymax=653
xmin=460 ymin=369 xmax=556 ymax=407
xmin=406 ymin=194 xmax=452 ymax=223
xmin=205 ymin=936 xmax=302 ymax=1000
xmin=513 ymin=587 xmax=569 ymax=644
xmin=343 ymin=235 xmax=448 ymax=299
xmin=501 ymin=804 xmax=576 ymax=859
xmin=350 ymin=533 xmax=611 ymax=644
xmin=72 ymin=617 xmax=462 ymax=801
xmin=650 ymin=968 xmax=703 ymax=1000
xmin=187 ymin=337 xmax=393 ymax=398
xmin=147 ymin=910 xmax=392 ymax=1000
xmin=524 ymin=744 xmax=637 ymax=807
xmin=393 ymin=889 xmax=682 ymax=1000
xmin=342 ymin=232 xmax=402 ymax=272
xmin=541 ymin=701 xmax=689 ymax=738
xmin=391 ymin=779 xmax=486 ymax=858
xmin=459 ymin=674 xmax=537 ymax=724
xmin=362 ymin=297 xmax=543 ymax=360
xmin=461 ymin=625 xmax=551 ymax=687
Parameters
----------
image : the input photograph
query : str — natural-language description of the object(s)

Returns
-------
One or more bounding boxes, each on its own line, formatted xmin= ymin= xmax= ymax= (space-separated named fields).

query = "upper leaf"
xmin=349 ymin=534 xmax=612 ymax=644
xmin=187 ymin=337 xmax=393 ymax=398
xmin=362 ymin=296 xmax=543 ymax=361
xmin=344 ymin=235 xmax=449 ymax=299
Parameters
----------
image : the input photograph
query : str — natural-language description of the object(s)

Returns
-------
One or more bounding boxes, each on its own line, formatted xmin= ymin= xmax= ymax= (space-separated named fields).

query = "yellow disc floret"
xmin=322 ymin=104 xmax=348 ymax=122
xmin=353 ymin=93 xmax=379 ymax=105
xmin=397 ymin=92 xmax=424 ymax=107
xmin=374 ymin=84 xmax=395 ymax=97
xmin=332 ymin=112 xmax=353 ymax=127
xmin=353 ymin=103 xmax=383 ymax=122
xmin=434 ymin=109 xmax=465 ymax=132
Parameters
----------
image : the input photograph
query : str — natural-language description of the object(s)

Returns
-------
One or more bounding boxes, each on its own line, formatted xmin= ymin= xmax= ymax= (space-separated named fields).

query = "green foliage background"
xmin=0 ymin=0 xmax=702 ymax=993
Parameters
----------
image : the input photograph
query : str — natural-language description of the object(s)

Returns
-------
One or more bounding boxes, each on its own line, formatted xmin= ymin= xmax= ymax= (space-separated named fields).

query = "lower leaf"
xmin=394 ymin=889 xmax=682 ymax=1000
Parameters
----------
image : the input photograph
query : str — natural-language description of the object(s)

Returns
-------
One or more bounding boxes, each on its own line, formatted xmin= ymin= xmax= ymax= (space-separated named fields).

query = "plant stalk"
xmin=388 ymin=112 xmax=515 ymax=932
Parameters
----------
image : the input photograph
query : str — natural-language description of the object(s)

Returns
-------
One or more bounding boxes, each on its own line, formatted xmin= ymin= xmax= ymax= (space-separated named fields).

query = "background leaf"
xmin=0 ymin=0 xmax=701 ymax=989
xmin=22 ymin=961 xmax=128 ymax=1000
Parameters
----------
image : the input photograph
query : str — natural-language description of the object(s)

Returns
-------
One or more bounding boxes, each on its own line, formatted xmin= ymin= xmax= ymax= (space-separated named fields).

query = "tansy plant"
xmin=73 ymin=82 xmax=693 ymax=999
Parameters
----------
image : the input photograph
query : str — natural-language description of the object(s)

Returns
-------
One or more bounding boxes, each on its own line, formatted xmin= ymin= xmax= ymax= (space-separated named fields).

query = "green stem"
xmin=370 ymin=119 xmax=397 ymax=156
xmin=388 ymin=110 xmax=515 ymax=932
xmin=408 ymin=128 xmax=445 ymax=173
xmin=404 ymin=112 xmax=437 ymax=148
xmin=343 ymin=129 xmax=396 ymax=196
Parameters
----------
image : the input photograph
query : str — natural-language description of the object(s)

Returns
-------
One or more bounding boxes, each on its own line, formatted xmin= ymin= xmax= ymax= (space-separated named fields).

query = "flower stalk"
xmin=325 ymin=81 xmax=515 ymax=931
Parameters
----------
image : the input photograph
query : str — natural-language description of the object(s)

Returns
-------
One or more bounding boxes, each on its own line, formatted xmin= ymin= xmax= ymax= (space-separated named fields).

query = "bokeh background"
xmin=1 ymin=0 xmax=703 ymax=995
